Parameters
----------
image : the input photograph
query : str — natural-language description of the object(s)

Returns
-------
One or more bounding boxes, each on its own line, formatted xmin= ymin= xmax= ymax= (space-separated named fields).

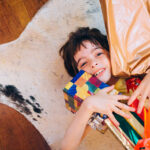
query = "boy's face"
xmin=74 ymin=40 xmax=112 ymax=83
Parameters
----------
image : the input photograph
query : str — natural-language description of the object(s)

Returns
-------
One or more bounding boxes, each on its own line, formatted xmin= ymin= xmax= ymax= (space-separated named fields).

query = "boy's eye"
xmin=97 ymin=52 xmax=102 ymax=56
xmin=81 ymin=62 xmax=87 ymax=67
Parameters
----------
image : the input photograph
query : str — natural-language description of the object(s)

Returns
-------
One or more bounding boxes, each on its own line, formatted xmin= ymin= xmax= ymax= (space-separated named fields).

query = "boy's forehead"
xmin=74 ymin=41 xmax=107 ymax=60
xmin=81 ymin=40 xmax=101 ymax=48
xmin=77 ymin=40 xmax=102 ymax=52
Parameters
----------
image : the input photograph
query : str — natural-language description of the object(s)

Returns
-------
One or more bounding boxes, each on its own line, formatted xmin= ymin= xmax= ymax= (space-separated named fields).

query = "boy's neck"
xmin=107 ymin=76 xmax=119 ymax=85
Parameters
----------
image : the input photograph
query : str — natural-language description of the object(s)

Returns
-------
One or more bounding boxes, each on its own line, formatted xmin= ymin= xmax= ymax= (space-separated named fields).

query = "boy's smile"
xmin=74 ymin=40 xmax=112 ymax=83
xmin=94 ymin=68 xmax=106 ymax=78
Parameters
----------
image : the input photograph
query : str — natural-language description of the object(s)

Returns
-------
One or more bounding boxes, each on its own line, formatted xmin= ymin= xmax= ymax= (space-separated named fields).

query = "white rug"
xmin=0 ymin=0 xmax=124 ymax=149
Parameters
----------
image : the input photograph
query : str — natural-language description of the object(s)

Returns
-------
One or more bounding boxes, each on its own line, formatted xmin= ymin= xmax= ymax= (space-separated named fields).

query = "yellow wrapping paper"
xmin=99 ymin=0 xmax=150 ymax=77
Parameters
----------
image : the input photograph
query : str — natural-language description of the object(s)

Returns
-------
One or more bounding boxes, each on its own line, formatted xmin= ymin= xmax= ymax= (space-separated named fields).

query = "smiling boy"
xmin=74 ymin=40 xmax=113 ymax=84
xmin=59 ymin=27 xmax=149 ymax=150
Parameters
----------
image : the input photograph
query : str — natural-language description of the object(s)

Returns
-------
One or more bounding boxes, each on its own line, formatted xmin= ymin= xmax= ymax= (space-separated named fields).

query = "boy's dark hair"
xmin=59 ymin=27 xmax=109 ymax=77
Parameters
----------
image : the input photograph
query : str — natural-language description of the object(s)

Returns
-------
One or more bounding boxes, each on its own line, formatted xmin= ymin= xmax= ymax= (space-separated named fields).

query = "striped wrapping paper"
xmin=63 ymin=70 xmax=145 ymax=149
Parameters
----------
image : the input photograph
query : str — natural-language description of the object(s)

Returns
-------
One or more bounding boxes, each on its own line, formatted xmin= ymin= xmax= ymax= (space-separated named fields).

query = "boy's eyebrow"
xmin=92 ymin=46 xmax=103 ymax=52
xmin=94 ymin=45 xmax=103 ymax=49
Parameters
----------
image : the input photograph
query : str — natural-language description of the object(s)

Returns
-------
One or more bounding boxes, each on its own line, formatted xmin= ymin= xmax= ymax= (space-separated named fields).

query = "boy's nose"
xmin=91 ymin=62 xmax=98 ymax=68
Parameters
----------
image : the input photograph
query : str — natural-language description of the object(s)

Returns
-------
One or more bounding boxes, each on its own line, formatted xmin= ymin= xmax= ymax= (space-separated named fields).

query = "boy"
xmin=59 ymin=27 xmax=150 ymax=150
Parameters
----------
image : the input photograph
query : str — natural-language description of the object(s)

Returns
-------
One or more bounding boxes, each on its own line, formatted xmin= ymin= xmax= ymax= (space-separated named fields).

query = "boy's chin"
xmin=96 ymin=71 xmax=111 ymax=83
xmin=97 ymin=77 xmax=110 ymax=83
xmin=98 ymin=76 xmax=111 ymax=83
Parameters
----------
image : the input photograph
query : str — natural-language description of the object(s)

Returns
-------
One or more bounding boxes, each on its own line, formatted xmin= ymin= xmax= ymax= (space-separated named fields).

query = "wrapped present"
xmin=63 ymin=70 xmax=110 ymax=114
xmin=63 ymin=70 xmax=109 ymax=133
xmin=134 ymin=107 xmax=150 ymax=150
xmin=99 ymin=0 xmax=150 ymax=77
xmin=63 ymin=70 xmax=148 ymax=149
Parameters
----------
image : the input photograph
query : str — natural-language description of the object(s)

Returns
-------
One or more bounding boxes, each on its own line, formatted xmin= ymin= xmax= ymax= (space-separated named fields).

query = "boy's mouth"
xmin=95 ymin=68 xmax=105 ymax=78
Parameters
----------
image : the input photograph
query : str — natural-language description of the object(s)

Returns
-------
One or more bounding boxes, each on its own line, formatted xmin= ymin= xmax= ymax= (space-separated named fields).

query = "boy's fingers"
xmin=137 ymin=101 xmax=144 ymax=114
xmin=108 ymin=112 xmax=120 ymax=126
xmin=113 ymin=107 xmax=131 ymax=119
xmin=115 ymin=95 xmax=130 ymax=100
xmin=137 ymin=94 xmax=147 ymax=114
xmin=101 ymin=85 xmax=114 ymax=93
xmin=116 ymin=102 xmax=135 ymax=112
xmin=128 ymin=90 xmax=139 ymax=105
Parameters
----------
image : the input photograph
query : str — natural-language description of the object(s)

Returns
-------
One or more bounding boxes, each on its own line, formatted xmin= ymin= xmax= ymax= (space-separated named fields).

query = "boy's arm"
xmin=61 ymin=86 xmax=135 ymax=150
xmin=80 ymin=124 xmax=92 ymax=141
xmin=61 ymin=101 xmax=92 ymax=150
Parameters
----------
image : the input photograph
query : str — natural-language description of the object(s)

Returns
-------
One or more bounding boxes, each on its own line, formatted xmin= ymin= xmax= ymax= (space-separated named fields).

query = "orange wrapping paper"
xmin=99 ymin=0 xmax=150 ymax=77
xmin=134 ymin=108 xmax=150 ymax=149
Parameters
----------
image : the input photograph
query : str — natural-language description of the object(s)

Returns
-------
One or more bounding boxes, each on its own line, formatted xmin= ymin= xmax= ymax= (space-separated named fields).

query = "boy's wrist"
xmin=82 ymin=97 xmax=94 ymax=115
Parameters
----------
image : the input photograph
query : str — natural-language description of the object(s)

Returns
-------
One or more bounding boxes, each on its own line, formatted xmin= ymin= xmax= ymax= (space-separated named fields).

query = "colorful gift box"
xmin=63 ymin=70 xmax=109 ymax=114
xmin=63 ymin=70 xmax=145 ymax=150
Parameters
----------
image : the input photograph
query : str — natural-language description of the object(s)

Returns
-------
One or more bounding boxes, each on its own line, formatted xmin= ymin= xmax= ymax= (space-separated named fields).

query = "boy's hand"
xmin=128 ymin=71 xmax=150 ymax=114
xmin=86 ymin=85 xmax=135 ymax=126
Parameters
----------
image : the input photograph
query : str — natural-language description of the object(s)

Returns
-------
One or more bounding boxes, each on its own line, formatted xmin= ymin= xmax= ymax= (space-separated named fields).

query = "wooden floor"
xmin=0 ymin=0 xmax=48 ymax=44
xmin=0 ymin=103 xmax=51 ymax=150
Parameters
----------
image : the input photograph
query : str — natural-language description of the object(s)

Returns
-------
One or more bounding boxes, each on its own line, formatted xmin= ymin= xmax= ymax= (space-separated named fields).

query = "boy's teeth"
xmin=95 ymin=69 xmax=104 ymax=76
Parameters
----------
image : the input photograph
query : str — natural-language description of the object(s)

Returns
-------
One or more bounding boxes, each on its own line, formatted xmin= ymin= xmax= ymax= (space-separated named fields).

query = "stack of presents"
xmin=63 ymin=70 xmax=150 ymax=150
xmin=63 ymin=1 xmax=150 ymax=149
